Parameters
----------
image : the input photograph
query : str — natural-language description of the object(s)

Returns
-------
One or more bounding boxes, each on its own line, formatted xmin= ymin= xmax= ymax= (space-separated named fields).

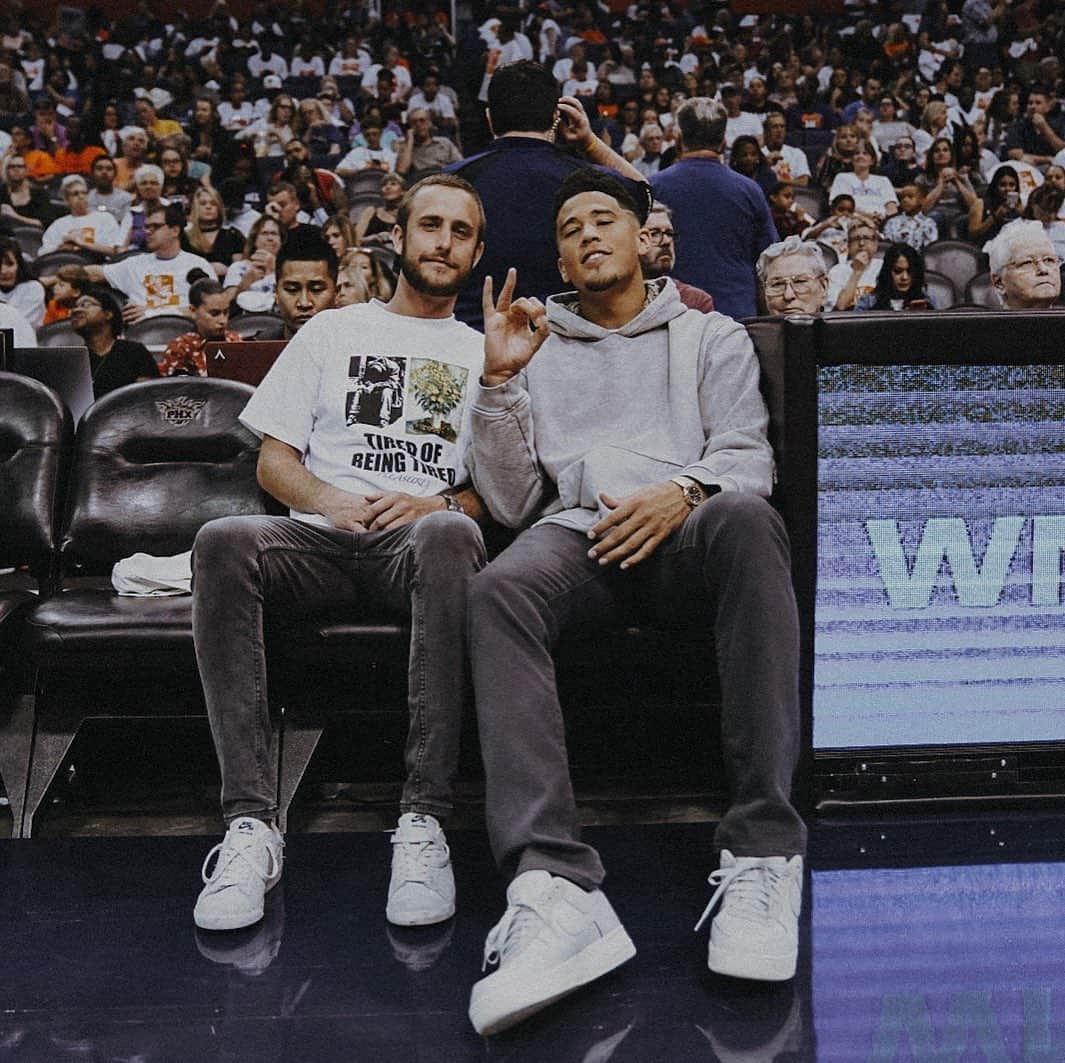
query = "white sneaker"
xmin=386 ymin=813 xmax=456 ymax=926
xmin=193 ymin=817 xmax=284 ymax=932
xmin=695 ymin=849 xmax=802 ymax=981
xmin=468 ymin=870 xmax=637 ymax=1036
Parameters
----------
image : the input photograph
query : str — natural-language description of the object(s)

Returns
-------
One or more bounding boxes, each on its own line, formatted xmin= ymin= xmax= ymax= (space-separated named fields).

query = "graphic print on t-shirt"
xmin=405 ymin=357 xmax=469 ymax=444
xmin=346 ymin=355 xmax=407 ymax=428
xmin=344 ymin=355 xmax=470 ymax=443
xmin=144 ymin=274 xmax=178 ymax=308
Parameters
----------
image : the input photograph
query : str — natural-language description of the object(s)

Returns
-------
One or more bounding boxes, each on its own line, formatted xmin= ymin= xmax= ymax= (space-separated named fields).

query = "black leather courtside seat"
xmin=18 ymin=377 xmax=269 ymax=835
xmin=0 ymin=373 xmax=72 ymax=834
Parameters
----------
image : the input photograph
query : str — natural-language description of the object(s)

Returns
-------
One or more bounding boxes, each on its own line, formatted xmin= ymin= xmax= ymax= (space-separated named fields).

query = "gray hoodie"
xmin=469 ymin=278 xmax=773 ymax=533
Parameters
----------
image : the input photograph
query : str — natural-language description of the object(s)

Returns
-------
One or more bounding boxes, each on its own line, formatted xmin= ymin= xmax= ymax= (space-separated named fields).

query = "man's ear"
xmin=636 ymin=225 xmax=651 ymax=257
xmin=392 ymin=223 xmax=404 ymax=256
xmin=557 ymin=255 xmax=568 ymax=283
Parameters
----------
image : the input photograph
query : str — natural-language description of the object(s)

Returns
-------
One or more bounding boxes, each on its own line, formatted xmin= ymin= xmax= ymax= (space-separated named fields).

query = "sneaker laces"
xmin=694 ymin=861 xmax=784 ymax=933
xmin=200 ymin=832 xmax=281 ymax=894
xmin=389 ymin=819 xmax=449 ymax=884
xmin=481 ymin=889 xmax=556 ymax=972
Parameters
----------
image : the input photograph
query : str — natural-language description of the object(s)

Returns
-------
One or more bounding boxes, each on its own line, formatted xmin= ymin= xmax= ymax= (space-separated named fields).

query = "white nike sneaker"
xmin=695 ymin=849 xmax=803 ymax=981
xmin=193 ymin=817 xmax=284 ymax=932
xmin=469 ymin=870 xmax=637 ymax=1036
xmin=386 ymin=812 xmax=456 ymax=926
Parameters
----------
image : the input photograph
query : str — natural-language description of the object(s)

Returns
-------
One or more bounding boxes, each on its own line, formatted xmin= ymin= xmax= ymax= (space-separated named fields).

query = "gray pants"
xmin=192 ymin=510 xmax=486 ymax=825
xmin=468 ymin=493 xmax=806 ymax=890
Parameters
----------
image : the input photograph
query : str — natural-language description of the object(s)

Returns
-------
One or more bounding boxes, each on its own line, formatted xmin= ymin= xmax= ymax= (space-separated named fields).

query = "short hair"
xmin=275 ymin=229 xmax=339 ymax=282
xmin=120 ymin=125 xmax=148 ymax=143
xmin=91 ymin=154 xmax=116 ymax=171
xmin=189 ymin=278 xmax=226 ymax=307
xmin=146 ymin=202 xmax=187 ymax=230
xmin=756 ymin=236 xmax=828 ymax=284
xmin=846 ymin=214 xmax=879 ymax=239
xmin=647 ymin=200 xmax=673 ymax=220
xmin=829 ymin=193 xmax=855 ymax=211
xmin=395 ymin=173 xmax=486 ymax=245
xmin=267 ymin=181 xmax=298 ymax=202
xmin=487 ymin=60 xmax=558 ymax=135
xmin=984 ymin=219 xmax=1053 ymax=274
xmin=61 ymin=174 xmax=88 ymax=195
xmin=675 ymin=97 xmax=727 ymax=152
xmin=639 ymin=123 xmax=664 ymax=141
xmin=134 ymin=163 xmax=164 ymax=187
xmin=552 ymin=168 xmax=649 ymax=229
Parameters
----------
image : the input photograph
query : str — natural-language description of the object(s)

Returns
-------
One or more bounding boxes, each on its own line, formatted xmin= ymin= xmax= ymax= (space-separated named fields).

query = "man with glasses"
xmin=757 ymin=236 xmax=829 ymax=316
xmin=825 ymin=216 xmax=882 ymax=310
xmin=639 ymin=202 xmax=714 ymax=311
xmin=69 ymin=287 xmax=158 ymax=397
xmin=78 ymin=203 xmax=214 ymax=322
xmin=40 ymin=175 xmax=123 ymax=257
xmin=985 ymin=219 xmax=1062 ymax=309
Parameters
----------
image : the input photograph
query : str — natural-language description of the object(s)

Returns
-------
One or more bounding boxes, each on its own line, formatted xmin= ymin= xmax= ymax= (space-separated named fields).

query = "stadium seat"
xmin=36 ymin=320 xmax=82 ymax=347
xmin=923 ymin=240 xmax=987 ymax=297
xmin=10 ymin=225 xmax=43 ymax=261
xmin=32 ymin=251 xmax=94 ymax=278
xmin=0 ymin=373 xmax=73 ymax=836
xmin=227 ymin=313 xmax=285 ymax=339
xmin=924 ymin=270 xmax=957 ymax=309
xmin=126 ymin=314 xmax=196 ymax=349
xmin=965 ymin=271 xmax=1000 ymax=308
xmin=793 ymin=186 xmax=827 ymax=222
xmin=17 ymin=378 xmax=270 ymax=836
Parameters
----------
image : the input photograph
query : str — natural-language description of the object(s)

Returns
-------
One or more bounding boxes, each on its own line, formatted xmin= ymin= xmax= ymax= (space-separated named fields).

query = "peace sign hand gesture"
xmin=481 ymin=268 xmax=551 ymax=387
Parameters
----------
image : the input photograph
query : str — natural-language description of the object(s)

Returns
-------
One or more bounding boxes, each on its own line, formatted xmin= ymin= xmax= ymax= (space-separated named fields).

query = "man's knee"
xmin=192 ymin=516 xmax=270 ymax=576
xmin=410 ymin=509 xmax=485 ymax=571
xmin=689 ymin=493 xmax=789 ymax=556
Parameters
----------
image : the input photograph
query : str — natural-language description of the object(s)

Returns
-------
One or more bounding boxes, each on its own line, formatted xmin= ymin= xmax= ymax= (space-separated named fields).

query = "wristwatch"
xmin=670 ymin=475 xmax=712 ymax=509
xmin=443 ymin=493 xmax=465 ymax=515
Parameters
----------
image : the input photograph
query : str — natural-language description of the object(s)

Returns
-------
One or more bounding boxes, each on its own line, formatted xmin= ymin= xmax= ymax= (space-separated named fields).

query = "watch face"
xmin=683 ymin=484 xmax=703 ymax=507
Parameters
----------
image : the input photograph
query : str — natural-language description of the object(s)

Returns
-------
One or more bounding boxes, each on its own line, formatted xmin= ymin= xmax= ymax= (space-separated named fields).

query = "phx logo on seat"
xmin=155 ymin=396 xmax=207 ymax=427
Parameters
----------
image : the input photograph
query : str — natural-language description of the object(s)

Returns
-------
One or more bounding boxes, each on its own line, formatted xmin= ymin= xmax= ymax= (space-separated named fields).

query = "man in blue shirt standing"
xmin=652 ymin=98 xmax=778 ymax=320
xmin=448 ymin=61 xmax=649 ymax=331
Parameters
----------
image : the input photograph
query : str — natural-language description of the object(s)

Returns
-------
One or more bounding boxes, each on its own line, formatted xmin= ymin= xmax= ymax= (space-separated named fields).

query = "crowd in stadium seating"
xmin=1 ymin=0 xmax=1064 ymax=351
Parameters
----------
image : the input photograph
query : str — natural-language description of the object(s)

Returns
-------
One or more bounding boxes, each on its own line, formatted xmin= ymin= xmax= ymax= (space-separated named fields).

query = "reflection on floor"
xmin=1 ymin=811 xmax=1063 ymax=1061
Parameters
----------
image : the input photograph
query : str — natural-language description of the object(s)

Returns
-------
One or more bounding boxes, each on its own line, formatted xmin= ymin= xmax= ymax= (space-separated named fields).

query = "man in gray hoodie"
xmin=465 ymin=169 xmax=807 ymax=1036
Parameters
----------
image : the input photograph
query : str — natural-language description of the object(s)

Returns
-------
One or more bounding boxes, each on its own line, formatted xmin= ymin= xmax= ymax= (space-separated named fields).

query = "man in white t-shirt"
xmin=87 ymin=203 xmax=214 ymax=322
xmin=40 ymin=175 xmax=124 ymax=256
xmin=191 ymin=174 xmax=490 ymax=938
xmin=761 ymin=112 xmax=810 ymax=186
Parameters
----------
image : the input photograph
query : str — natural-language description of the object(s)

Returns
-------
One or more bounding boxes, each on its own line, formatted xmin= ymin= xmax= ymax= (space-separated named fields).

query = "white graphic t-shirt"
xmin=103 ymin=249 xmax=215 ymax=317
xmin=240 ymin=300 xmax=484 ymax=526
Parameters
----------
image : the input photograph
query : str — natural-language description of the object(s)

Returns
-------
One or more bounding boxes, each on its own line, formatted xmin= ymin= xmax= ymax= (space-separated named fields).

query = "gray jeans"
xmin=468 ymin=493 xmax=807 ymax=890
xmin=192 ymin=510 xmax=486 ymax=825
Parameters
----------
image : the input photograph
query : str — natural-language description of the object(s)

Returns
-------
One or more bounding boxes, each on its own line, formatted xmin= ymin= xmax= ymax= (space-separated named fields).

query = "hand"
xmin=364 ymin=491 xmax=446 ymax=530
xmin=122 ymin=303 xmax=148 ymax=324
xmin=556 ymin=94 xmax=593 ymax=150
xmin=319 ymin=487 xmax=374 ymax=531
xmin=481 ymin=268 xmax=550 ymax=386
xmin=940 ymin=167 xmax=956 ymax=182
xmin=251 ymin=249 xmax=275 ymax=273
xmin=586 ymin=483 xmax=692 ymax=570
xmin=851 ymin=249 xmax=872 ymax=271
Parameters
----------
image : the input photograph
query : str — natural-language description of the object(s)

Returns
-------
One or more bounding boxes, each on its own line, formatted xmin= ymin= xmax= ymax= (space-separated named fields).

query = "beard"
xmin=400 ymin=253 xmax=471 ymax=297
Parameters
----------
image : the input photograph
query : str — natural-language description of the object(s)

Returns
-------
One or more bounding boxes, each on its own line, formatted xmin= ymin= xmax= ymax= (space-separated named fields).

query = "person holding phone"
xmin=968 ymin=165 xmax=1025 ymax=242
xmin=855 ymin=243 xmax=939 ymax=311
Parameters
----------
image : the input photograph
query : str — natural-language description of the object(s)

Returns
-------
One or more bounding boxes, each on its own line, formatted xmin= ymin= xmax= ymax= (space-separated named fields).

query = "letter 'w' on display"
xmin=865 ymin=516 xmax=1065 ymax=609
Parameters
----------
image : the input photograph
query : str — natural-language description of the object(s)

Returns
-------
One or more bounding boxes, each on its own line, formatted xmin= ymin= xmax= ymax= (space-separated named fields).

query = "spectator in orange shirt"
xmin=53 ymin=117 xmax=108 ymax=176
xmin=9 ymin=125 xmax=58 ymax=183
xmin=42 ymin=264 xmax=91 ymax=325
xmin=158 ymin=278 xmax=240 ymax=376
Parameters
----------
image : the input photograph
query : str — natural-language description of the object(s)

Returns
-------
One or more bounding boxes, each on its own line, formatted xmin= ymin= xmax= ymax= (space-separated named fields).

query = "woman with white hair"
xmin=756 ymin=235 xmax=830 ymax=316
xmin=114 ymin=125 xmax=150 ymax=190
xmin=40 ymin=175 xmax=123 ymax=256
xmin=119 ymin=164 xmax=168 ymax=251
xmin=985 ymin=219 xmax=1062 ymax=309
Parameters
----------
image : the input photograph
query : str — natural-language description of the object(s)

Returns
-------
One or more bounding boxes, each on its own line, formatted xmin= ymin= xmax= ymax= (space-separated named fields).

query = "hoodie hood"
xmin=545 ymin=277 xmax=688 ymax=340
